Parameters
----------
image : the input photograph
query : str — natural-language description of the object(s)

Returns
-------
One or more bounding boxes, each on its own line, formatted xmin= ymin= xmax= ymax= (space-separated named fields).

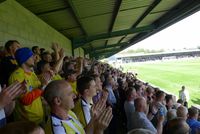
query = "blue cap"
xmin=15 ymin=47 xmax=33 ymax=65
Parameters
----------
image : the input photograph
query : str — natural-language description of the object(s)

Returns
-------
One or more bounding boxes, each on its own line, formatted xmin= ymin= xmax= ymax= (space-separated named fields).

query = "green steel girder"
xmin=84 ymin=42 xmax=128 ymax=54
xmin=95 ymin=42 xmax=128 ymax=51
xmin=132 ymin=0 xmax=161 ymax=28
xmin=119 ymin=0 xmax=161 ymax=43
xmin=108 ymin=0 xmax=122 ymax=32
xmin=73 ymin=24 xmax=155 ymax=49
xmin=95 ymin=50 xmax=118 ymax=59
xmin=67 ymin=0 xmax=88 ymax=55
xmin=91 ymin=48 xmax=120 ymax=56
xmin=105 ymin=0 xmax=122 ymax=48
xmin=67 ymin=0 xmax=87 ymax=35
xmin=58 ymin=26 xmax=80 ymax=32
xmin=35 ymin=7 xmax=69 ymax=16
xmin=86 ymin=44 xmax=126 ymax=55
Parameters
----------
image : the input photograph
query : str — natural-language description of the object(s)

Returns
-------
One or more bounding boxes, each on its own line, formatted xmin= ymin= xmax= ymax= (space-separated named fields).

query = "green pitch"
xmin=122 ymin=58 xmax=200 ymax=106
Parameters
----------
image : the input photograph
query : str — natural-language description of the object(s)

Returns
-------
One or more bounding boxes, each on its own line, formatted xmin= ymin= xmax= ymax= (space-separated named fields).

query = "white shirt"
xmin=81 ymin=99 xmax=92 ymax=124
xmin=51 ymin=114 xmax=85 ymax=134
xmin=179 ymin=89 xmax=189 ymax=102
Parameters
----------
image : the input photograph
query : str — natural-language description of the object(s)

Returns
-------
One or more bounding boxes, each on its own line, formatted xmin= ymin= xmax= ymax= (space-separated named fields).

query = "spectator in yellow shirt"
xmin=9 ymin=47 xmax=49 ymax=125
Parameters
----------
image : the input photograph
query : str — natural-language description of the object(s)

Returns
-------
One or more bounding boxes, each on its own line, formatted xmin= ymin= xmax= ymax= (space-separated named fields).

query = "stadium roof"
xmin=16 ymin=0 xmax=200 ymax=59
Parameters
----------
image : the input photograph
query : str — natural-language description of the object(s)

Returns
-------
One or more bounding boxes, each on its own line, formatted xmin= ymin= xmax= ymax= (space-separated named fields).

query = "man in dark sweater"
xmin=0 ymin=40 xmax=21 ymax=86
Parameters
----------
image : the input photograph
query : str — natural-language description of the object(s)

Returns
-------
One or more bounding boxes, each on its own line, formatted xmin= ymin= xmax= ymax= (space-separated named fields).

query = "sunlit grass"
xmin=122 ymin=58 xmax=200 ymax=106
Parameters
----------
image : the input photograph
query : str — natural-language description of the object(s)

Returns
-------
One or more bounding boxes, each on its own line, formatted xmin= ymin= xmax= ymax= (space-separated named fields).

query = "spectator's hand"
xmin=157 ymin=114 xmax=164 ymax=124
xmin=157 ymin=114 xmax=164 ymax=134
xmin=147 ymin=96 xmax=153 ymax=104
xmin=49 ymin=70 xmax=55 ymax=76
xmin=59 ymin=48 xmax=65 ymax=59
xmin=102 ymin=90 xmax=109 ymax=102
xmin=151 ymin=104 xmax=158 ymax=115
xmin=91 ymin=91 xmax=108 ymax=119
xmin=91 ymin=97 xmax=106 ymax=119
xmin=51 ymin=43 xmax=59 ymax=51
xmin=40 ymin=72 xmax=52 ymax=87
xmin=77 ymin=57 xmax=83 ymax=62
xmin=113 ymin=83 xmax=118 ymax=90
xmin=0 ymin=82 xmax=26 ymax=108
xmin=83 ymin=58 xmax=88 ymax=67
xmin=94 ymin=107 xmax=113 ymax=133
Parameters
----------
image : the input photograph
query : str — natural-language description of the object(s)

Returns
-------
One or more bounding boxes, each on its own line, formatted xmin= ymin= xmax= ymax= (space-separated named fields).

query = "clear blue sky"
xmin=121 ymin=11 xmax=200 ymax=52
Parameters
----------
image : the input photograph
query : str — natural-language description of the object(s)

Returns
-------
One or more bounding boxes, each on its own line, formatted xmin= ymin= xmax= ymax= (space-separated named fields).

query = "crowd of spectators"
xmin=0 ymin=40 xmax=199 ymax=134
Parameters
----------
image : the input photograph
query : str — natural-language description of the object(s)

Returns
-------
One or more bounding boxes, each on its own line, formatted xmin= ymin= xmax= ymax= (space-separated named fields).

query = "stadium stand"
xmin=116 ymin=50 xmax=200 ymax=63
xmin=0 ymin=1 xmax=200 ymax=134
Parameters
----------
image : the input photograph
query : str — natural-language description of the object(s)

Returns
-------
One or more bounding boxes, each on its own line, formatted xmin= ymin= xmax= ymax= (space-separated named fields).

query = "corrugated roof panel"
xmin=121 ymin=34 xmax=138 ymax=43
xmin=39 ymin=9 xmax=78 ymax=29
xmin=16 ymin=0 xmax=67 ymax=14
xmin=138 ymin=12 xmax=166 ymax=27
xmin=120 ymin=0 xmax=154 ymax=11
xmin=71 ymin=0 xmax=115 ymax=18
xmin=108 ymin=46 xmax=120 ymax=50
xmin=96 ymin=47 xmax=119 ymax=52
xmin=82 ymin=45 xmax=91 ymax=50
xmin=113 ymin=7 xmax=148 ymax=31
xmin=81 ymin=13 xmax=112 ymax=35
xmin=95 ymin=49 xmax=109 ymax=53
xmin=151 ymin=0 xmax=182 ymax=13
xmin=91 ymin=40 xmax=106 ymax=48
xmin=95 ymin=49 xmax=106 ymax=53
xmin=107 ymin=36 xmax=124 ymax=45
xmin=61 ymin=27 xmax=83 ymax=38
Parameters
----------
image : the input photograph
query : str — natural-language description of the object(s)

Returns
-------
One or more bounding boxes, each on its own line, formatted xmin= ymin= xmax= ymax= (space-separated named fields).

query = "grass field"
xmin=122 ymin=58 xmax=200 ymax=106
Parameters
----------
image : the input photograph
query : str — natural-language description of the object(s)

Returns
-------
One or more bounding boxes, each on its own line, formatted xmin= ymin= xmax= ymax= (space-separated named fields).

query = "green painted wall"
xmin=74 ymin=48 xmax=84 ymax=57
xmin=0 ymin=0 xmax=72 ymax=55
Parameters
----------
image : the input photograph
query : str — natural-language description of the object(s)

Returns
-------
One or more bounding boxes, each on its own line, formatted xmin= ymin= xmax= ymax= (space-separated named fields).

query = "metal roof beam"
xmin=35 ymin=7 xmax=69 ymax=16
xmin=132 ymin=0 xmax=161 ymax=28
xmin=91 ymin=48 xmax=120 ymax=56
xmin=105 ymin=0 xmax=123 ymax=48
xmin=119 ymin=0 xmax=161 ymax=43
xmin=95 ymin=42 xmax=128 ymax=51
xmin=85 ymin=42 xmax=128 ymax=54
xmin=95 ymin=50 xmax=118 ymax=59
xmin=66 ymin=0 xmax=89 ymax=55
xmin=73 ymin=25 xmax=155 ymax=49
xmin=67 ymin=0 xmax=87 ymax=35
xmin=58 ymin=26 xmax=80 ymax=32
